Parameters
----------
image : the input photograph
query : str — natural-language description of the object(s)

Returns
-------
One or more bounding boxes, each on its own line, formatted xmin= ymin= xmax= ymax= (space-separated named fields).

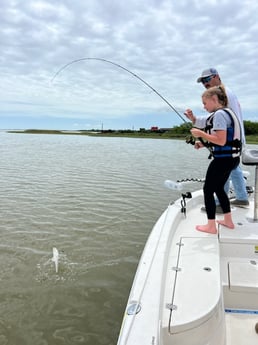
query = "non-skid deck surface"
xmin=178 ymin=198 xmax=256 ymax=242
xmin=225 ymin=312 xmax=258 ymax=345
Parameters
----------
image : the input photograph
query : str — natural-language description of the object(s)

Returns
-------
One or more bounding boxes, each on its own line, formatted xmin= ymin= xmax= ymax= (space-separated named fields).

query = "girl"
xmin=185 ymin=85 xmax=241 ymax=234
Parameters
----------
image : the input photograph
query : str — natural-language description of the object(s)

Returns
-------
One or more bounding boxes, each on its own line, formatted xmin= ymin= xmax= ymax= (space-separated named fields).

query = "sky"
xmin=1 ymin=0 xmax=258 ymax=130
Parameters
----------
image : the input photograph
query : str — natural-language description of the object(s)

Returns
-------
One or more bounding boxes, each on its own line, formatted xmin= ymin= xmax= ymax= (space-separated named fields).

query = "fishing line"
xmin=51 ymin=57 xmax=187 ymax=123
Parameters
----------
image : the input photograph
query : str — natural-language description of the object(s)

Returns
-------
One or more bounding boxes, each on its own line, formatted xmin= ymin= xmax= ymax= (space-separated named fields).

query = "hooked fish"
xmin=52 ymin=247 xmax=59 ymax=273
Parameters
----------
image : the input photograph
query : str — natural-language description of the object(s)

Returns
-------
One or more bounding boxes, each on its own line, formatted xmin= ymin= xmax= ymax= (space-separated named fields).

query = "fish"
xmin=52 ymin=247 xmax=59 ymax=273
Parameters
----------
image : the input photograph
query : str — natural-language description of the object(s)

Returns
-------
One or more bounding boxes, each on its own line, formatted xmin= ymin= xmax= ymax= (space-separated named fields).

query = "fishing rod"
xmin=51 ymin=57 xmax=187 ymax=123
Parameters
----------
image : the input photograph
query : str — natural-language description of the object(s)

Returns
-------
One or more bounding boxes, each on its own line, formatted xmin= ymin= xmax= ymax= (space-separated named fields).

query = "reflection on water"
xmin=0 ymin=132 xmax=255 ymax=344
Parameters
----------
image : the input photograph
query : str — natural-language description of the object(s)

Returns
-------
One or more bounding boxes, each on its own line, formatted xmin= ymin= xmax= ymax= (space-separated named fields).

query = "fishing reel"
xmin=185 ymin=135 xmax=196 ymax=145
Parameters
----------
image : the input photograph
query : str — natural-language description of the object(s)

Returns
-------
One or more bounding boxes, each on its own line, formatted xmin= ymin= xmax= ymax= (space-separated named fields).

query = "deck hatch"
xmin=228 ymin=261 xmax=258 ymax=293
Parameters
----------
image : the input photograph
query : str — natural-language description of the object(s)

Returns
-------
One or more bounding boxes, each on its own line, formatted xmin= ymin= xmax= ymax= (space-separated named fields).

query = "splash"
xmin=35 ymin=249 xmax=77 ymax=283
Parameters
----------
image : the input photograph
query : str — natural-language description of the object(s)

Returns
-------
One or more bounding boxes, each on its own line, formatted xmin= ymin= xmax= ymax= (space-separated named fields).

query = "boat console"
xmin=242 ymin=149 xmax=258 ymax=221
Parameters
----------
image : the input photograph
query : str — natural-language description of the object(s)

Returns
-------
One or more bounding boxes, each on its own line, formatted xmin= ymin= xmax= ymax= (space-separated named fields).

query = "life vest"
xmin=203 ymin=108 xmax=242 ymax=158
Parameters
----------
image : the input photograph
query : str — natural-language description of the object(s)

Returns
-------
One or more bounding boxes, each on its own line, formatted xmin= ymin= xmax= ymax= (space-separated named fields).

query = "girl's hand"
xmin=194 ymin=141 xmax=204 ymax=150
xmin=190 ymin=128 xmax=203 ymax=138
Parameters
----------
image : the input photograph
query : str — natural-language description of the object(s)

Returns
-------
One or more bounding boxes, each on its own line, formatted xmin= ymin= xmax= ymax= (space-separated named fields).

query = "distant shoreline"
xmin=6 ymin=128 xmax=186 ymax=140
xmin=6 ymin=128 xmax=258 ymax=144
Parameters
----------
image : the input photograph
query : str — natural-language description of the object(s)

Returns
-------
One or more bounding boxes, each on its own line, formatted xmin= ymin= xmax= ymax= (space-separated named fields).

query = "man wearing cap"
xmin=196 ymin=68 xmax=249 ymax=208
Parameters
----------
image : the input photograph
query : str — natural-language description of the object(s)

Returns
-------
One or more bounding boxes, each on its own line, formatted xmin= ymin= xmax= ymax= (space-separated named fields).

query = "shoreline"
xmin=6 ymin=129 xmax=258 ymax=144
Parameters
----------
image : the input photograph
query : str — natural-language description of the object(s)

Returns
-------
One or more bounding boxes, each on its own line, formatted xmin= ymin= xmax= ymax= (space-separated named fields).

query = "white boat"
xmin=117 ymin=148 xmax=258 ymax=345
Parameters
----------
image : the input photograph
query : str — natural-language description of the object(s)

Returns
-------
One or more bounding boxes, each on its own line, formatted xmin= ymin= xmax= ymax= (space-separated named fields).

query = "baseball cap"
xmin=197 ymin=68 xmax=219 ymax=83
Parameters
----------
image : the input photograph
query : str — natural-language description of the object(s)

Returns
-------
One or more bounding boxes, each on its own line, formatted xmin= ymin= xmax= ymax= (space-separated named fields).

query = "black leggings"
xmin=203 ymin=157 xmax=240 ymax=219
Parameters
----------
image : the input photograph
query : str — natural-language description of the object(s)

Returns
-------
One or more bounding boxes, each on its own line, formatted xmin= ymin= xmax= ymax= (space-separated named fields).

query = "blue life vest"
xmin=204 ymin=108 xmax=242 ymax=158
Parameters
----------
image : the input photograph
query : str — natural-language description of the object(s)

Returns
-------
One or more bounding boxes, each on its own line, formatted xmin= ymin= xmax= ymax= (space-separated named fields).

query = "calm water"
xmin=0 ymin=132 xmax=255 ymax=345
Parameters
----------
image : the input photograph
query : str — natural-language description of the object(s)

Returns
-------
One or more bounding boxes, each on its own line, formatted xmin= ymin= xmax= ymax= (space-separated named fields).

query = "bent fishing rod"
xmin=51 ymin=57 xmax=187 ymax=124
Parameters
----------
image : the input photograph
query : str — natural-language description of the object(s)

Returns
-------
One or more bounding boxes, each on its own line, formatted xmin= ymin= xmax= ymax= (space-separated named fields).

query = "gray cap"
xmin=197 ymin=68 xmax=219 ymax=83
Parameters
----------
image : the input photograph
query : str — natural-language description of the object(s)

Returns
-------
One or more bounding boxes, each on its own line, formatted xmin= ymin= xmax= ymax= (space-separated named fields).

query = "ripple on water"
xmin=53 ymin=327 xmax=95 ymax=344
xmin=1 ymin=134 xmax=256 ymax=345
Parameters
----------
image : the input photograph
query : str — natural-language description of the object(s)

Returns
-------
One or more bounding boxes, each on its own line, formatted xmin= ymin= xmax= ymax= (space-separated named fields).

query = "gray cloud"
xmin=1 ymin=0 xmax=258 ymax=129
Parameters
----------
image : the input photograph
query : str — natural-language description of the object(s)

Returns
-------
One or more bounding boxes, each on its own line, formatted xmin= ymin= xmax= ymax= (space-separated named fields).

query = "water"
xmin=0 ymin=132 xmax=256 ymax=345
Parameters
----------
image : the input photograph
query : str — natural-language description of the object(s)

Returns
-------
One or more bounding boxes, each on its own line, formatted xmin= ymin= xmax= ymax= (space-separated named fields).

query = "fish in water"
xmin=52 ymin=247 xmax=59 ymax=273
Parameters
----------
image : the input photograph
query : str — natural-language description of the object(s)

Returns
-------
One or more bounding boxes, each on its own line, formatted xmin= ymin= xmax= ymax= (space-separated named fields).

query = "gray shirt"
xmin=195 ymin=109 xmax=232 ymax=133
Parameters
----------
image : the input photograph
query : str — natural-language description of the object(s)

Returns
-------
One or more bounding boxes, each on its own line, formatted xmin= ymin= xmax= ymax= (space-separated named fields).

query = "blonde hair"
xmin=202 ymin=84 xmax=228 ymax=107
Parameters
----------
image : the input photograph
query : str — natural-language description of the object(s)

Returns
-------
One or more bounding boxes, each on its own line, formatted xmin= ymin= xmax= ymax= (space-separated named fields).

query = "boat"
xmin=117 ymin=148 xmax=258 ymax=345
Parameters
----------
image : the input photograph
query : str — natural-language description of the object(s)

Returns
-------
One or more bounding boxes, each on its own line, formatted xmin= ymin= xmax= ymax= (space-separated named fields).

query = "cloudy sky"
xmin=1 ymin=0 xmax=258 ymax=130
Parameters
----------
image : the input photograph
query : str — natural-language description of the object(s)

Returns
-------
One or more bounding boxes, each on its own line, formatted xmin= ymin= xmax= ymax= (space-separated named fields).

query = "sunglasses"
xmin=201 ymin=75 xmax=215 ymax=84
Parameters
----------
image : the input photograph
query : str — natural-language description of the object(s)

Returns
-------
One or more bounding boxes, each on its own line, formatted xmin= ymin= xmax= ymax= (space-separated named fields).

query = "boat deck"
xmin=225 ymin=313 xmax=258 ymax=345
xmin=170 ymin=195 xmax=258 ymax=344
xmin=117 ymin=190 xmax=258 ymax=345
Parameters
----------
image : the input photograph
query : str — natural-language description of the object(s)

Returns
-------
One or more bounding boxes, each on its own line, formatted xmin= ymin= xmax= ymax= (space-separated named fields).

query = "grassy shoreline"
xmin=7 ymin=128 xmax=258 ymax=144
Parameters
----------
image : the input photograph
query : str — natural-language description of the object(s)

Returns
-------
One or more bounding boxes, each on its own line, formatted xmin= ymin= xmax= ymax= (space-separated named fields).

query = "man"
xmin=196 ymin=68 xmax=249 ymax=208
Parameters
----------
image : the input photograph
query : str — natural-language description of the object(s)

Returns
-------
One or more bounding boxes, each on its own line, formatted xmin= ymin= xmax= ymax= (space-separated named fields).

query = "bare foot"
xmin=216 ymin=220 xmax=234 ymax=229
xmin=196 ymin=224 xmax=217 ymax=234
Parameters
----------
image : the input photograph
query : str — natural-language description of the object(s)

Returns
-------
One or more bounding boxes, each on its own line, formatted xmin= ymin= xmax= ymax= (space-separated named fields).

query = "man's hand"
xmin=184 ymin=109 xmax=195 ymax=123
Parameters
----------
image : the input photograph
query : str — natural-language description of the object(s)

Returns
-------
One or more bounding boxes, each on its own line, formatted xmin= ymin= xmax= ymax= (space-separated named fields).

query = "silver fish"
xmin=52 ymin=247 xmax=59 ymax=273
